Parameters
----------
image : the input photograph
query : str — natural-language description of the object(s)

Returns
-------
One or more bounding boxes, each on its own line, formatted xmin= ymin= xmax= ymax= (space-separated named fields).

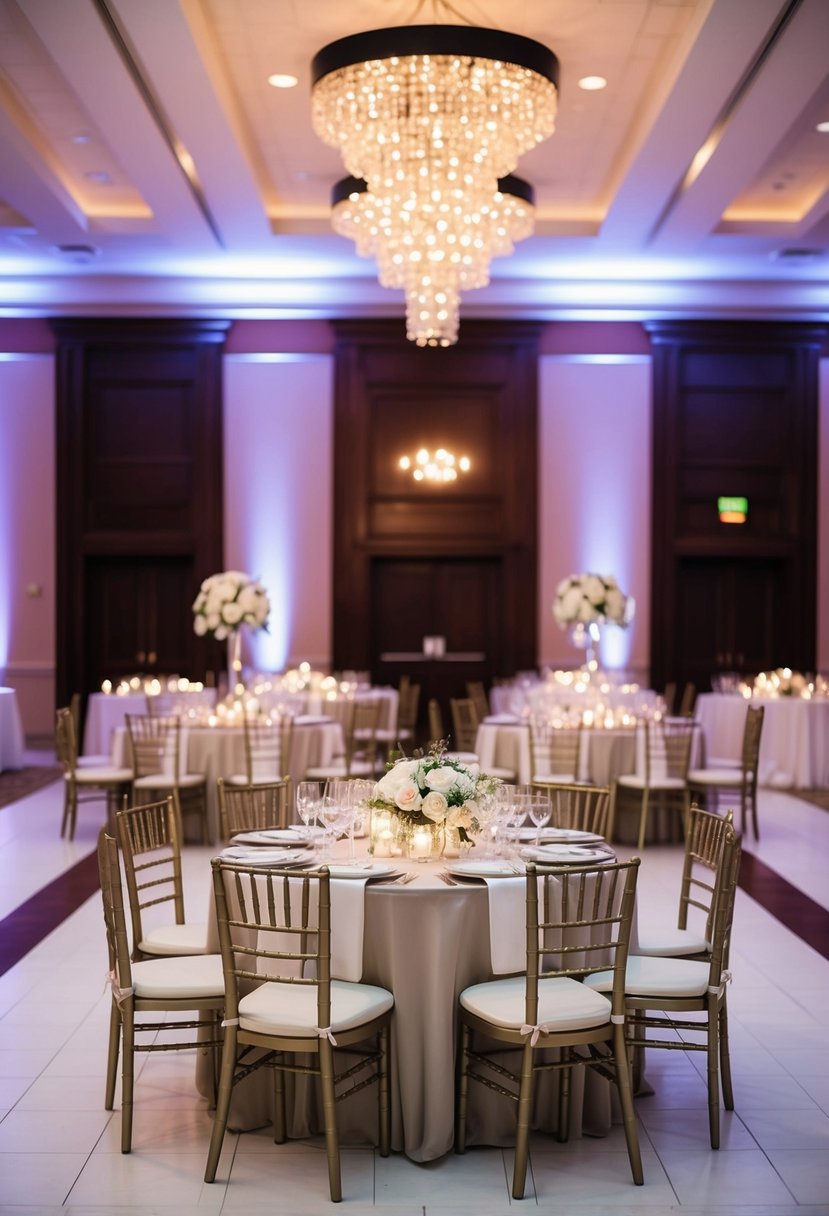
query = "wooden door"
xmin=371 ymin=557 xmax=502 ymax=732
xmin=85 ymin=556 xmax=196 ymax=688
xmin=674 ymin=558 xmax=788 ymax=694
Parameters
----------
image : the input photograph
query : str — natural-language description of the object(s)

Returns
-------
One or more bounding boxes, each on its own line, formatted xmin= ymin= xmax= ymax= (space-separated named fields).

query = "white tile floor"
xmin=1 ymin=762 xmax=828 ymax=1213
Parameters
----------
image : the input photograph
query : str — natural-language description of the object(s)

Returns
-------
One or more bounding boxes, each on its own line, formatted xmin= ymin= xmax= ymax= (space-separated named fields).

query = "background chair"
xmin=224 ymin=712 xmax=294 ymax=786
xmin=375 ymin=676 xmax=420 ymax=759
xmin=115 ymin=796 xmax=209 ymax=959
xmin=610 ymin=718 xmax=697 ymax=849
xmin=529 ymin=780 xmax=610 ymax=836
xmin=688 ymin=705 xmax=764 ymax=838
xmin=205 ymin=858 xmax=394 ymax=1202
xmin=450 ymin=697 xmax=516 ymax=779
xmin=586 ymin=821 xmax=741 ymax=1149
xmin=306 ymin=698 xmax=383 ymax=781
xmin=97 ymin=831 xmax=224 ymax=1153
xmin=465 ymin=680 xmax=490 ymax=722
xmin=126 ymin=713 xmax=210 ymax=844
xmin=55 ymin=706 xmax=132 ymax=841
xmin=456 ymin=858 xmax=643 ymax=1198
xmin=526 ymin=717 xmax=582 ymax=784
xmin=678 ymin=681 xmax=697 ymax=718
xmin=217 ymin=777 xmax=294 ymax=841
xmin=635 ymin=805 xmax=735 ymax=959
xmin=70 ymin=691 xmax=110 ymax=767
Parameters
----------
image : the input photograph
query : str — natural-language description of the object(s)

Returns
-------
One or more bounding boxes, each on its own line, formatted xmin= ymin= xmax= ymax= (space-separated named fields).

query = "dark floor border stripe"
xmin=738 ymin=851 xmax=829 ymax=961
xmin=0 ymin=849 xmax=100 ymax=976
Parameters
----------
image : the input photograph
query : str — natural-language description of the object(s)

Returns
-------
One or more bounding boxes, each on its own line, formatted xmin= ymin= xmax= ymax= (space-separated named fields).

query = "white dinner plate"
xmin=324 ymin=862 xmax=398 ymax=880
xmin=219 ymin=847 xmax=313 ymax=866
xmin=446 ymin=860 xmax=525 ymax=879
xmin=231 ymin=829 xmax=308 ymax=846
xmin=520 ymin=845 xmax=615 ymax=864
xmin=517 ymin=827 xmax=605 ymax=845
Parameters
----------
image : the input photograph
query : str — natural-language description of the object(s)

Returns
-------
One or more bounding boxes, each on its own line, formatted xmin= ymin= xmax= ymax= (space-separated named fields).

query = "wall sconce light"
xmin=398 ymin=448 xmax=471 ymax=483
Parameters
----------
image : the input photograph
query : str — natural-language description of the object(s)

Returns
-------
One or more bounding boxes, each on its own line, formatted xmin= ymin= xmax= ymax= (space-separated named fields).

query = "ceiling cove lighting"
xmin=311 ymin=19 xmax=559 ymax=347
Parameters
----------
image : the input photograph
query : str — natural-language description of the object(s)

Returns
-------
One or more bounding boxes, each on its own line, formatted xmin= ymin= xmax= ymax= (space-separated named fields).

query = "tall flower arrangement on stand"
xmin=553 ymin=573 xmax=633 ymax=669
xmin=192 ymin=571 xmax=270 ymax=695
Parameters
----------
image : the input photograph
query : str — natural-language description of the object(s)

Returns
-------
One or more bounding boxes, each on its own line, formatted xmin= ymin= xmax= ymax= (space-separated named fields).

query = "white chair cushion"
xmin=617 ymin=775 xmax=687 ymax=790
xmin=444 ymin=752 xmax=479 ymax=765
xmin=305 ymin=761 xmax=378 ymax=780
xmin=489 ymin=766 xmax=517 ymax=781
xmin=460 ymin=974 xmax=612 ymax=1033
xmin=131 ymin=953 xmax=224 ymax=999
xmin=139 ymin=921 xmax=210 ymax=956
xmin=238 ymin=978 xmax=393 ymax=1036
xmin=134 ymin=772 xmax=206 ymax=790
xmin=71 ymin=766 xmax=132 ymax=784
xmin=225 ymin=772 xmax=280 ymax=786
xmin=584 ymin=954 xmax=711 ymax=999
xmin=532 ymin=771 xmax=576 ymax=784
xmin=688 ymin=768 xmax=745 ymax=787
xmin=633 ymin=925 xmax=710 ymax=958
xmin=77 ymin=753 xmax=113 ymax=768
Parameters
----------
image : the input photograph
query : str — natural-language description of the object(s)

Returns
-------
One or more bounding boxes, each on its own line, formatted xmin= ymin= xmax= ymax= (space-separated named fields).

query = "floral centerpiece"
xmin=192 ymin=570 xmax=270 ymax=640
xmin=192 ymin=571 xmax=270 ymax=697
xmin=553 ymin=572 xmax=633 ymax=629
xmin=369 ymin=746 xmax=500 ymax=851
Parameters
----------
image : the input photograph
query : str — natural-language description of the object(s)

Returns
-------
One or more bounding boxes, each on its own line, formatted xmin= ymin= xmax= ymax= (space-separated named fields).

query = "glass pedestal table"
xmin=196 ymin=839 xmax=631 ymax=1162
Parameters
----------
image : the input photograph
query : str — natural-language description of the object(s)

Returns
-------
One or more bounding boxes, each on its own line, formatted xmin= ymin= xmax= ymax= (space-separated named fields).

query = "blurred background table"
xmin=696 ymin=692 xmax=829 ymax=789
xmin=0 ymin=687 xmax=25 ymax=772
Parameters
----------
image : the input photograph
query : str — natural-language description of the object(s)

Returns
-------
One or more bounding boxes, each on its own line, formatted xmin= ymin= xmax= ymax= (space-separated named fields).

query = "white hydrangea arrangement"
xmin=369 ymin=747 xmax=500 ymax=846
xmin=192 ymin=571 xmax=270 ymax=641
xmin=553 ymin=572 xmax=633 ymax=629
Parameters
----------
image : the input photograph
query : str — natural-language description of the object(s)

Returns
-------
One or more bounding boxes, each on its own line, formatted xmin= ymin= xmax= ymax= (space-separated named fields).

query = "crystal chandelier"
xmin=311 ymin=21 xmax=559 ymax=347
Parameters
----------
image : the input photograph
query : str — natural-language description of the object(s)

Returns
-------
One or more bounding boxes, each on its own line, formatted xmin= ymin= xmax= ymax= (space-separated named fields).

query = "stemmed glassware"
xmin=296 ymin=780 xmax=324 ymax=853
xmin=528 ymin=792 xmax=553 ymax=844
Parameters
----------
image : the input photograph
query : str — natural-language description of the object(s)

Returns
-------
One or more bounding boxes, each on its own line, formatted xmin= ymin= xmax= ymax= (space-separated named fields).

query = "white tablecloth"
xmin=696 ymin=693 xmax=829 ymax=789
xmin=475 ymin=720 xmax=636 ymax=786
xmin=83 ymin=689 xmax=218 ymax=757
xmin=198 ymin=845 xmax=629 ymax=1161
xmin=113 ymin=717 xmax=344 ymax=838
xmin=0 ymin=687 xmax=25 ymax=772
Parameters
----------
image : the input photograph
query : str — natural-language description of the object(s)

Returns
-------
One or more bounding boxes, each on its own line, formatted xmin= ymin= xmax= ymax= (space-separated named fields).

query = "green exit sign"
xmin=717 ymin=496 xmax=748 ymax=523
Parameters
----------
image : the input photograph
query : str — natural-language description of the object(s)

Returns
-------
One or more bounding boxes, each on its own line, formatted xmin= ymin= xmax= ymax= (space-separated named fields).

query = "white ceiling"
xmin=0 ymin=0 xmax=827 ymax=325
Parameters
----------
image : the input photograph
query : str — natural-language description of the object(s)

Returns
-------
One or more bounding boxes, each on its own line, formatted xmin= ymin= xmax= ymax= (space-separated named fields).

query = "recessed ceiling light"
xmin=268 ymin=73 xmax=298 ymax=89
xmin=85 ymin=170 xmax=112 ymax=184
xmin=816 ymin=120 xmax=829 ymax=133
xmin=578 ymin=75 xmax=607 ymax=91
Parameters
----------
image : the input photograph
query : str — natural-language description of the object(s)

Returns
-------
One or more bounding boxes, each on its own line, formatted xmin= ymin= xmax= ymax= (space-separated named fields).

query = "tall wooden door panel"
xmin=85 ymin=557 xmax=195 ymax=689
xmin=675 ymin=558 xmax=787 ymax=694
xmin=371 ymin=557 xmax=502 ymax=727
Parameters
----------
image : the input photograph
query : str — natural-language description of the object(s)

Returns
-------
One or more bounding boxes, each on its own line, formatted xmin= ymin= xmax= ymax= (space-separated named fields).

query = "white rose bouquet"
xmin=553 ymin=572 xmax=633 ymax=629
xmin=192 ymin=570 xmax=270 ymax=641
xmin=369 ymin=746 xmax=500 ymax=846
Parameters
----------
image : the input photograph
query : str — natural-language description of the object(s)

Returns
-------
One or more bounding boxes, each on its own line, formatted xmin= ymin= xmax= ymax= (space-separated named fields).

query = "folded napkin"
xmin=481 ymin=875 xmax=528 ymax=974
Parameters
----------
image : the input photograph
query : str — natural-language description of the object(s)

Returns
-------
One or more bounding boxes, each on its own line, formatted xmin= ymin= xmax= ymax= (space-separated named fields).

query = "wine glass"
xmin=528 ymin=792 xmax=552 ymax=844
xmin=296 ymin=780 xmax=323 ymax=852
xmin=318 ymin=795 xmax=346 ymax=858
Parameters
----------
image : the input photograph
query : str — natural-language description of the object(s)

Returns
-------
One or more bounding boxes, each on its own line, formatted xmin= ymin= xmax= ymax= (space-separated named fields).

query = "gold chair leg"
xmin=104 ymin=1004 xmax=120 ymax=1111
xmin=455 ymin=1022 xmax=471 ymax=1154
xmin=205 ymin=1027 xmax=239 ymax=1183
xmin=319 ymin=1038 xmax=342 ymax=1202
xmin=273 ymin=1057 xmax=286 ymax=1143
xmin=613 ymin=1023 xmax=644 ymax=1184
xmin=719 ymin=1002 xmax=734 ymax=1111
xmin=511 ymin=1042 xmax=535 ymax=1200
xmin=556 ymin=1052 xmax=571 ymax=1143
xmin=378 ymin=1024 xmax=390 ymax=1157
xmin=636 ymin=790 xmax=649 ymax=851
xmin=120 ymin=1008 xmax=135 ymax=1153
xmin=706 ymin=998 xmax=721 ymax=1149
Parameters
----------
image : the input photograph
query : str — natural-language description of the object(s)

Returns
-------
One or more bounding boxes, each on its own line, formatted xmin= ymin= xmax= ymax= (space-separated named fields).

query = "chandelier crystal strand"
xmin=332 ymin=174 xmax=535 ymax=345
xmin=312 ymin=26 xmax=558 ymax=346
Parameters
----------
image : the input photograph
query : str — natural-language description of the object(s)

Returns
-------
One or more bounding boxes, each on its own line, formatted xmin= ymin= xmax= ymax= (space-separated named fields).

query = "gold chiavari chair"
xmin=204 ymin=858 xmax=394 ymax=1202
xmin=530 ymin=780 xmax=610 ymax=837
xmin=125 ymin=712 xmax=210 ymax=844
xmin=451 ymin=697 xmax=516 ymax=779
xmin=688 ymin=705 xmax=764 ymax=838
xmin=97 ymin=831 xmax=224 ymax=1153
xmin=216 ymin=776 xmax=294 ymax=842
xmin=526 ymin=716 xmax=582 ymax=784
xmin=56 ymin=706 xmax=132 ymax=841
xmin=224 ymin=712 xmax=294 ymax=786
xmin=456 ymin=858 xmax=643 ymax=1198
xmin=306 ymin=698 xmax=383 ymax=780
xmin=610 ymin=717 xmax=697 ymax=849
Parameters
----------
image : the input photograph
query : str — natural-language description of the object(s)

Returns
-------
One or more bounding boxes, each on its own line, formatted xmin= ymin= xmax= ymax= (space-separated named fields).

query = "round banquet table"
xmin=475 ymin=719 xmax=636 ymax=787
xmin=196 ymin=844 xmax=628 ymax=1162
xmin=83 ymin=689 xmax=217 ymax=757
xmin=0 ymin=687 xmax=25 ymax=772
xmin=112 ymin=717 xmax=344 ymax=840
xmin=696 ymin=693 xmax=829 ymax=789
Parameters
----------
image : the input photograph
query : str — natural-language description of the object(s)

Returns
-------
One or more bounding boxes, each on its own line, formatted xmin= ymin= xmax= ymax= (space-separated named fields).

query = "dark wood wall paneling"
xmin=647 ymin=321 xmax=827 ymax=695
xmin=331 ymin=320 xmax=541 ymax=720
xmin=52 ymin=319 xmax=230 ymax=709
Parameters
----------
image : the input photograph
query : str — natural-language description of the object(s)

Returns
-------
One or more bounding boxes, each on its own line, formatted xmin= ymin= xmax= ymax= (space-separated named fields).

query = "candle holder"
xmin=406 ymin=822 xmax=441 ymax=863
